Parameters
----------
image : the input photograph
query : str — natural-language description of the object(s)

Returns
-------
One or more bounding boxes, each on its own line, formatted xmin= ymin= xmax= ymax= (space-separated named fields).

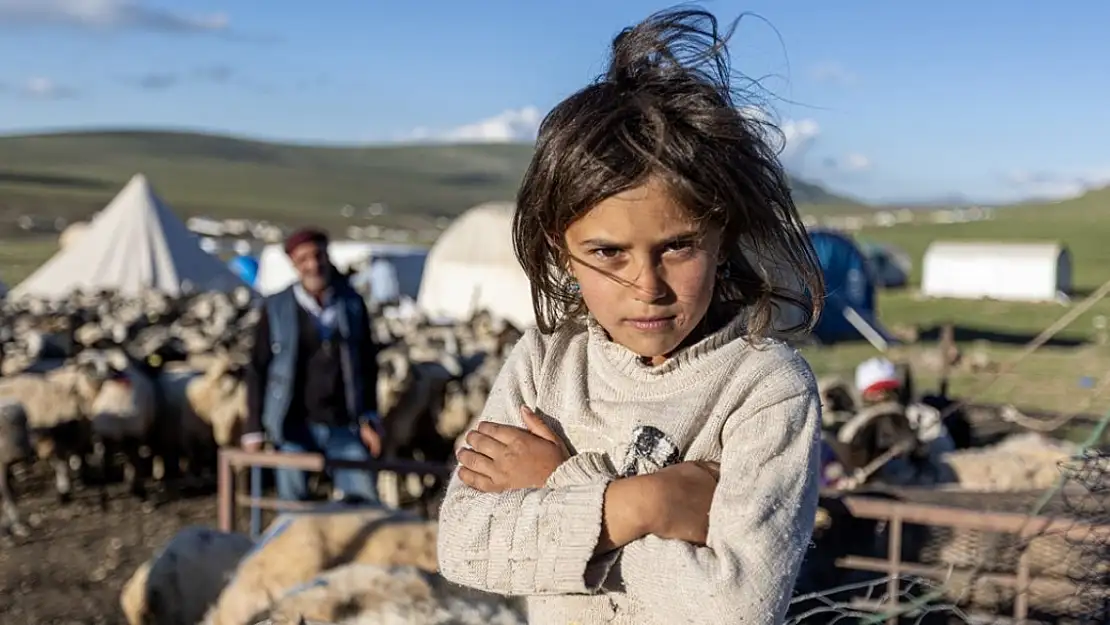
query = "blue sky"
xmin=0 ymin=0 xmax=1107 ymax=205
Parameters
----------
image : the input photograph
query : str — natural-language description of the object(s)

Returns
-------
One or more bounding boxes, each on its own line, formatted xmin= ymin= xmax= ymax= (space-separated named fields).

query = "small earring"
xmin=719 ymin=265 xmax=731 ymax=280
xmin=567 ymin=278 xmax=580 ymax=294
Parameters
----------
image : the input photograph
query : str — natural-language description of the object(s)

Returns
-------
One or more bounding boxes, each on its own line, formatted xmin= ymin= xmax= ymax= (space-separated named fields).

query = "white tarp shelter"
xmin=254 ymin=240 xmax=427 ymax=297
xmin=417 ymin=202 xmax=535 ymax=328
xmin=920 ymin=241 xmax=1072 ymax=302
xmin=11 ymin=173 xmax=246 ymax=299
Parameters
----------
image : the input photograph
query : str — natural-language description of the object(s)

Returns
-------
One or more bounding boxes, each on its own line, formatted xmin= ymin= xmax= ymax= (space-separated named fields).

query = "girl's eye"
xmin=591 ymin=248 xmax=622 ymax=260
xmin=665 ymin=241 xmax=695 ymax=255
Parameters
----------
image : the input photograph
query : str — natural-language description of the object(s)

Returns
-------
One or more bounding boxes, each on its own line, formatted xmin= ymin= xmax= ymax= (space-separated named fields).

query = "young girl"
xmin=437 ymin=7 xmax=826 ymax=624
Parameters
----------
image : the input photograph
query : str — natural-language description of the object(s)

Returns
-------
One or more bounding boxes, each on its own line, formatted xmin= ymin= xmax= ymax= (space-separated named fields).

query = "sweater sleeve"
xmin=614 ymin=355 xmax=822 ymax=625
xmin=436 ymin=330 xmax=615 ymax=596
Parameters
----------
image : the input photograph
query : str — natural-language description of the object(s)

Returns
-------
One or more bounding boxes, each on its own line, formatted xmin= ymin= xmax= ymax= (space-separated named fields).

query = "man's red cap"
xmin=284 ymin=228 xmax=329 ymax=256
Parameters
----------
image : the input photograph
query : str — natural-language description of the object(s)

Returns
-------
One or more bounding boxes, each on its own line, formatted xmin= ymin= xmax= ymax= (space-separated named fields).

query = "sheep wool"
xmin=258 ymin=563 xmax=526 ymax=625
xmin=87 ymin=364 xmax=157 ymax=441
xmin=202 ymin=505 xmax=439 ymax=625
xmin=0 ymin=367 xmax=91 ymax=430
xmin=437 ymin=315 xmax=822 ymax=625
xmin=939 ymin=432 xmax=1079 ymax=492
xmin=184 ymin=360 xmax=248 ymax=446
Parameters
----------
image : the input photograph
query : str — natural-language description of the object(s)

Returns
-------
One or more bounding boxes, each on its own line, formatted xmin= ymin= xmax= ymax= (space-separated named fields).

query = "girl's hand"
xmin=644 ymin=461 xmax=720 ymax=545
xmin=457 ymin=406 xmax=571 ymax=493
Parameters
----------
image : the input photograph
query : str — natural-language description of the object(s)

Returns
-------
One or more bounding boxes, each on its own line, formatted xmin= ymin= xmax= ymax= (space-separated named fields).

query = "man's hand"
xmin=457 ymin=406 xmax=570 ymax=493
xmin=359 ymin=421 xmax=383 ymax=458
xmin=241 ymin=436 xmax=264 ymax=453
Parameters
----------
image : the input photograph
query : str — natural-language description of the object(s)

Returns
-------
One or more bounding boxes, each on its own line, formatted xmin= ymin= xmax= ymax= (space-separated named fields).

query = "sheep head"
xmin=376 ymin=348 xmax=413 ymax=418
xmin=209 ymin=383 xmax=247 ymax=446
xmin=0 ymin=401 xmax=33 ymax=465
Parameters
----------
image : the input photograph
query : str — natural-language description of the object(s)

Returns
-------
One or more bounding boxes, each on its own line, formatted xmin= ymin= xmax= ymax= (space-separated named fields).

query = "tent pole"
xmin=841 ymin=306 xmax=889 ymax=352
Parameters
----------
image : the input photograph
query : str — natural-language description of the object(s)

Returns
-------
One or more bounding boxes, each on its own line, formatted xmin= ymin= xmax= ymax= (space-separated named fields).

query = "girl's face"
xmin=564 ymin=178 xmax=721 ymax=365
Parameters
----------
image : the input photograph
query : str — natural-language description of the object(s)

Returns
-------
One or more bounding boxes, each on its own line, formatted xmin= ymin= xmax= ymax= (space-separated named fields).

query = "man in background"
xmin=242 ymin=228 xmax=384 ymax=503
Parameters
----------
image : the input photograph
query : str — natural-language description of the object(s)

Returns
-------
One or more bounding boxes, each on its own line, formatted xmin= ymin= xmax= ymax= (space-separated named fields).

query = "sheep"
xmin=255 ymin=563 xmax=527 ymax=625
xmin=150 ymin=354 xmax=248 ymax=487
xmin=76 ymin=348 xmax=160 ymax=500
xmin=185 ymin=355 xmax=249 ymax=448
xmin=937 ymin=432 xmax=1079 ymax=492
xmin=1 ymin=286 xmax=258 ymax=379
xmin=120 ymin=525 xmax=255 ymax=625
xmin=0 ymin=398 xmax=34 ymax=537
xmin=0 ymin=363 xmax=99 ymax=504
xmin=375 ymin=347 xmax=461 ymax=513
xmin=202 ymin=504 xmax=439 ymax=625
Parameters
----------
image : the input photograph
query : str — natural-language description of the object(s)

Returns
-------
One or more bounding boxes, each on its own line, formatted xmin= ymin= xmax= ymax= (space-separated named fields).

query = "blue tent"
xmin=228 ymin=255 xmax=260 ymax=287
xmin=807 ymin=228 xmax=893 ymax=344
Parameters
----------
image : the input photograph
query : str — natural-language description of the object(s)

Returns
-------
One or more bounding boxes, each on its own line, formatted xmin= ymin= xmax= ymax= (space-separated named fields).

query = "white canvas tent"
xmin=11 ymin=174 xmax=246 ymax=299
xmin=920 ymin=241 xmax=1072 ymax=302
xmin=417 ymin=202 xmax=535 ymax=328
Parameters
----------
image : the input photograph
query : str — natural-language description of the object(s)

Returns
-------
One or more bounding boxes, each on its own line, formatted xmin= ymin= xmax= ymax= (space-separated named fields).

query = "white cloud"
xmin=20 ymin=77 xmax=78 ymax=100
xmin=778 ymin=118 xmax=821 ymax=161
xmin=1001 ymin=167 xmax=1110 ymax=202
xmin=809 ymin=61 xmax=857 ymax=86
xmin=0 ymin=0 xmax=228 ymax=34
xmin=405 ymin=107 xmax=542 ymax=144
xmin=737 ymin=106 xmax=820 ymax=163
xmin=403 ymin=105 xmax=837 ymax=174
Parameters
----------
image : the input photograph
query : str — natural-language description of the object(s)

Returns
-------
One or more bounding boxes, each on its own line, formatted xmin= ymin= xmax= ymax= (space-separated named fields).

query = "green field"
xmin=801 ymin=187 xmax=1110 ymax=421
xmin=0 ymin=130 xmax=1107 ymax=423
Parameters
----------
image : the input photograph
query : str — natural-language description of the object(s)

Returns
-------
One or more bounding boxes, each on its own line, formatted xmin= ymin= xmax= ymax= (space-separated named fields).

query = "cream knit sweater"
xmin=437 ymin=314 xmax=821 ymax=625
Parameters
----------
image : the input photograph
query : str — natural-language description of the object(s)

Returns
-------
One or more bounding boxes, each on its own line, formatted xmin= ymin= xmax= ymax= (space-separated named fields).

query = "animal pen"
xmin=217 ymin=446 xmax=1110 ymax=624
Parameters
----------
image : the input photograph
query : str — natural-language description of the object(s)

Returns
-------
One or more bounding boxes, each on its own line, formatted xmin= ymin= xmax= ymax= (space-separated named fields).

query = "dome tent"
xmin=416 ymin=202 xmax=534 ymax=328
xmin=807 ymin=228 xmax=895 ymax=345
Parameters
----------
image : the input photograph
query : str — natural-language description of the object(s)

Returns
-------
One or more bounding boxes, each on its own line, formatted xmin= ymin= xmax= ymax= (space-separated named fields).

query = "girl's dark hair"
xmin=512 ymin=6 xmax=825 ymax=339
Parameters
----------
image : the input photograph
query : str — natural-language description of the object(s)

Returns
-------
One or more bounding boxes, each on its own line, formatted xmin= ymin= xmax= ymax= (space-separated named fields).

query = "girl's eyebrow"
xmin=579 ymin=231 xmax=701 ymax=249
xmin=579 ymin=237 xmax=625 ymax=248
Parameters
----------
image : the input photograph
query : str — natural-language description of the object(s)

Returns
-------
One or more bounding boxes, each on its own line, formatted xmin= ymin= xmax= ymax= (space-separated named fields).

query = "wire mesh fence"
xmin=786 ymin=420 xmax=1110 ymax=624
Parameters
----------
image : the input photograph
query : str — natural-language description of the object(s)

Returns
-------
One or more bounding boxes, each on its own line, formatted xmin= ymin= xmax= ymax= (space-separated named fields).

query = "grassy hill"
xmin=0 ymin=129 xmax=863 ymax=234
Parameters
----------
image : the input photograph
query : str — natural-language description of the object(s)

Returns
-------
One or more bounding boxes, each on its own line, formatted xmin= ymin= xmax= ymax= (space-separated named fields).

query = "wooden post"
xmin=886 ymin=515 xmax=903 ymax=625
xmin=217 ymin=448 xmax=235 ymax=533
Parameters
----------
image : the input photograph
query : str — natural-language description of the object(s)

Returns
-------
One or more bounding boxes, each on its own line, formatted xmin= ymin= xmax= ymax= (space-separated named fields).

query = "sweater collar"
xmin=586 ymin=310 xmax=750 ymax=387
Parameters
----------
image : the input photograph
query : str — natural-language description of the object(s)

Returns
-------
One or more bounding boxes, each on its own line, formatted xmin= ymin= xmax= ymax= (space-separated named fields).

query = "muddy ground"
xmin=0 ymin=468 xmax=220 ymax=625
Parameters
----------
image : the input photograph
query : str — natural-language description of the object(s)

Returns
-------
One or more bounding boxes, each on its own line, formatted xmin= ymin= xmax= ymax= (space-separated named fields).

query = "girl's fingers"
xmin=456 ymin=448 xmax=497 ymax=477
xmin=465 ymin=430 xmax=508 ymax=456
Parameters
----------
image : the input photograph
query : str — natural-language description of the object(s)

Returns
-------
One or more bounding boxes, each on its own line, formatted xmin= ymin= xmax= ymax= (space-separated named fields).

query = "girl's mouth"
xmin=625 ymin=316 xmax=677 ymax=331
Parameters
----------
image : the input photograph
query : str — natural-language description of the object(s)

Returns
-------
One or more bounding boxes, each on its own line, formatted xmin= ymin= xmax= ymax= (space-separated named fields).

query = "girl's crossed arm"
xmin=619 ymin=358 xmax=821 ymax=625
xmin=436 ymin=330 xmax=654 ymax=596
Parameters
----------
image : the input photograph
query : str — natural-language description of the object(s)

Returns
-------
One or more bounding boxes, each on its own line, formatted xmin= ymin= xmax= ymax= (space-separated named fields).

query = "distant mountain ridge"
xmin=0 ymin=129 xmax=864 ymax=230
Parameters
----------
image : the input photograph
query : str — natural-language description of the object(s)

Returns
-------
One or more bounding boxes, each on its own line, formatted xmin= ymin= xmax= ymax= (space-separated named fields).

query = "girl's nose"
xmin=631 ymin=264 xmax=667 ymax=303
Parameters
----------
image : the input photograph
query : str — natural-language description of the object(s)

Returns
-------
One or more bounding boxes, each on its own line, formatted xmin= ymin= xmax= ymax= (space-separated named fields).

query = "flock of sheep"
xmin=0 ymin=286 xmax=520 ymax=537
